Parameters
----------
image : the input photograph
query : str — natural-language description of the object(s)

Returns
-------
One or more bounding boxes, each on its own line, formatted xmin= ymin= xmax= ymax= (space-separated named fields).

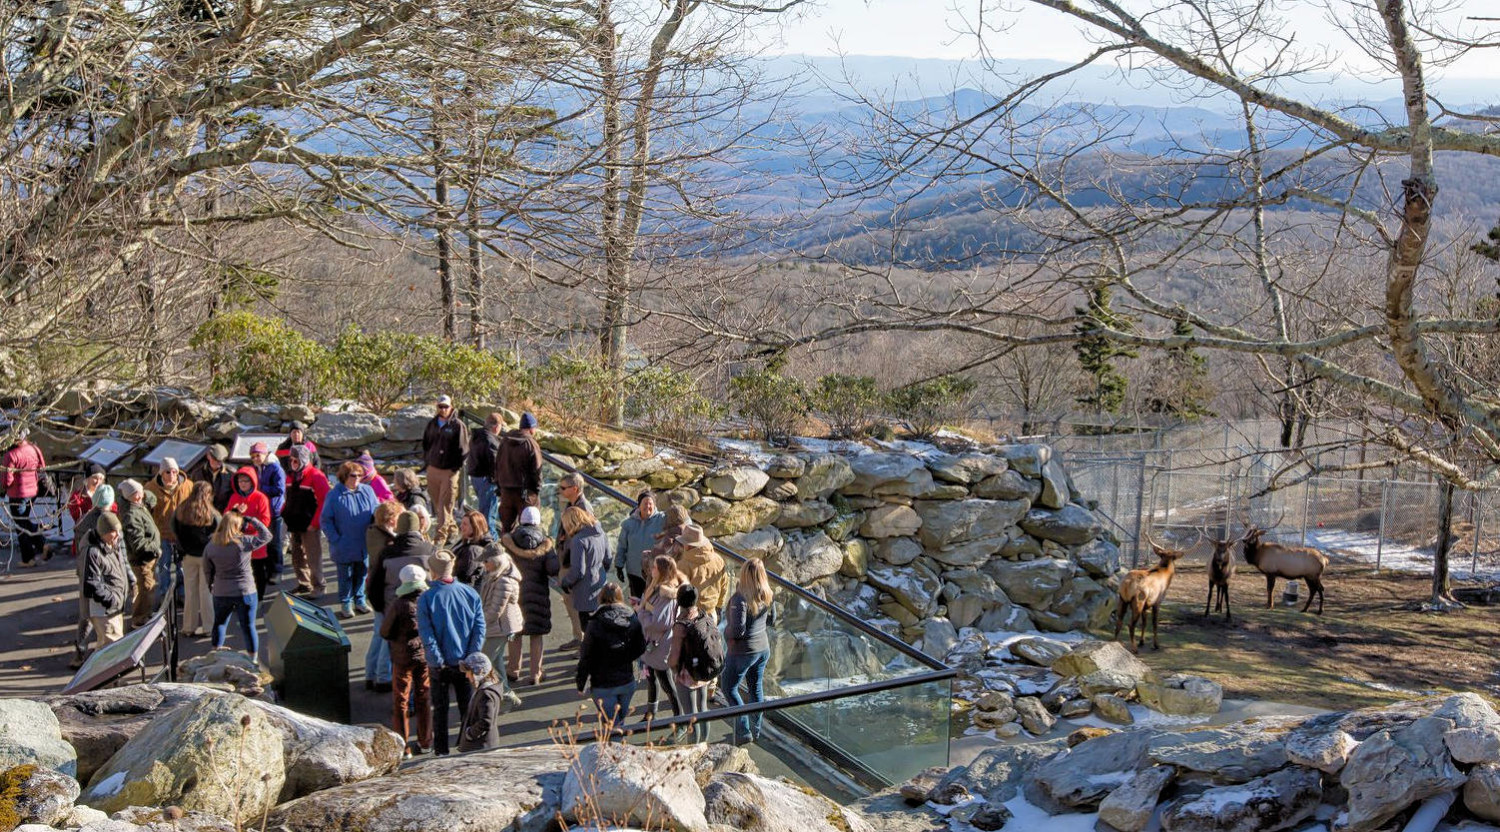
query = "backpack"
xmin=677 ymin=615 xmax=725 ymax=683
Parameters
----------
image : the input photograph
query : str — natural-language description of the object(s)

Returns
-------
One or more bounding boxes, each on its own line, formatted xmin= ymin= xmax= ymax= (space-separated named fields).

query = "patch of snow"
xmin=1287 ymin=528 xmax=1500 ymax=582
xmin=873 ymin=438 xmax=944 ymax=458
xmin=89 ymin=771 xmax=127 ymax=798
xmin=1337 ymin=676 xmax=1437 ymax=697
xmin=1183 ymin=785 xmax=1268 ymax=813
xmin=712 ymin=439 xmax=775 ymax=466
xmin=998 ymin=794 xmax=1099 ymax=832
xmin=791 ymin=437 xmax=867 ymax=455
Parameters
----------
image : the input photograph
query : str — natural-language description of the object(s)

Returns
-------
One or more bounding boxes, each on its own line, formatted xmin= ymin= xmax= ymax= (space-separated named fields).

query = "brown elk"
xmin=1203 ymin=528 xmax=1242 ymax=622
xmin=1242 ymin=523 xmax=1329 ymax=615
xmin=1114 ymin=538 xmax=1186 ymax=652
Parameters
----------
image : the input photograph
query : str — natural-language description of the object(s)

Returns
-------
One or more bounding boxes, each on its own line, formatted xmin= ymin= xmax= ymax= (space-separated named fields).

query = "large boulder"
xmin=914 ymin=499 xmax=1028 ymax=549
xmin=81 ymin=691 xmax=285 ymax=820
xmin=309 ymin=411 xmax=385 ymax=448
xmin=1098 ymin=766 xmax=1174 ymax=832
xmin=972 ymin=470 xmax=1041 ymax=502
xmin=873 ymin=537 xmax=923 ymax=566
xmin=1339 ymin=716 xmax=1470 ymax=832
xmin=704 ymin=465 xmax=771 ymax=501
xmin=720 ymin=527 xmax=786 ymax=561
xmin=1465 ymin=763 xmax=1500 ymax=822
xmin=773 ymin=500 xmax=837 ymax=530
xmin=1051 ymin=640 xmax=1150 ymax=683
xmin=841 ymin=539 xmax=870 ymax=578
xmin=2 ymin=765 xmax=81 ymax=828
xmin=1019 ymin=505 xmax=1103 ymax=546
xmin=765 ymin=454 xmax=806 ymax=479
xmin=769 ymin=531 xmax=844 ymax=584
xmin=984 ymin=558 xmax=1073 ymax=609
xmin=998 ymin=444 xmax=1052 ymax=477
xmin=561 ymin=743 xmax=707 ymax=832
xmin=936 ymin=740 xmax=1068 ymax=805
xmin=866 ymin=561 xmax=942 ymax=618
xmin=924 ymin=452 xmax=1007 ymax=485
xmin=47 ymin=686 xmax=206 ymax=783
xmin=1160 ymin=766 xmax=1322 ymax=832
xmin=861 ymin=504 xmax=922 ymax=538
xmin=844 ymin=453 xmax=934 ymax=497
xmin=382 ymin=404 xmax=431 ymax=442
xmin=1137 ymin=674 xmax=1224 ymax=716
xmin=270 ymin=745 xmax=567 ymax=832
xmin=1023 ymin=729 xmax=1153 ymax=812
xmin=1074 ymin=538 xmax=1122 ymax=579
xmin=596 ymin=440 xmax=647 ymax=463
xmin=0 ymin=700 xmax=77 ymax=777
xmin=1284 ymin=728 xmax=1359 ymax=774
xmin=797 ymin=454 xmax=855 ymax=498
xmin=704 ymin=771 xmax=872 ymax=832
xmin=1008 ymin=637 xmax=1070 ymax=668
xmin=598 ymin=457 xmax=667 ymax=481
xmin=1147 ymin=718 xmax=1302 ymax=783
xmin=692 ymin=496 xmax=779 ymax=536
xmin=539 ymin=433 xmax=593 ymax=457
xmin=1037 ymin=459 xmax=1071 ymax=509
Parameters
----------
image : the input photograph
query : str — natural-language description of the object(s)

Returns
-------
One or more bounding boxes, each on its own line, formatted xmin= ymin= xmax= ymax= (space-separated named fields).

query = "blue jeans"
xmin=336 ymin=560 xmax=367 ymax=608
xmin=471 ymin=476 xmax=499 ymax=531
xmin=268 ymin=516 xmax=286 ymax=576
xmin=592 ymin=681 xmax=636 ymax=725
xmin=212 ymin=593 xmax=259 ymax=656
xmin=721 ymin=651 xmax=768 ymax=742
xmin=366 ymin=610 xmax=391 ymax=684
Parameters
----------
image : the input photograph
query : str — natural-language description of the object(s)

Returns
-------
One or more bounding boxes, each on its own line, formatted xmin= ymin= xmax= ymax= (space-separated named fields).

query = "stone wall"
xmin=24 ymin=387 xmax=1121 ymax=651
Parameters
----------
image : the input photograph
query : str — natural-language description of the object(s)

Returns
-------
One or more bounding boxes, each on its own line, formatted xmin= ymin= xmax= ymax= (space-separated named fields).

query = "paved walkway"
xmin=0 ymin=553 xmax=838 ymax=795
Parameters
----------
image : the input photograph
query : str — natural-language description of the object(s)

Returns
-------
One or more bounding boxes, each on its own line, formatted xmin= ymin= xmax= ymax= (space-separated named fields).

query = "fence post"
xmin=1308 ymin=472 xmax=1321 ymax=546
xmin=1134 ymin=452 xmax=1148 ymax=567
xmin=1376 ymin=481 xmax=1389 ymax=572
xmin=1472 ymin=492 xmax=1482 ymax=576
xmin=1301 ymin=476 xmax=1313 ymax=547
xmin=1162 ymin=450 xmax=1174 ymax=529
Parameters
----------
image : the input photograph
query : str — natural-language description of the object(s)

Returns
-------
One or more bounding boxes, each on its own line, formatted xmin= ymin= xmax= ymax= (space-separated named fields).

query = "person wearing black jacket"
xmin=575 ymin=583 xmax=646 ymax=726
xmin=196 ymin=445 xmax=236 ymax=512
xmin=458 ymin=652 xmax=512 ymax=752
xmin=172 ymin=481 xmax=221 ymax=637
xmin=421 ymin=395 xmax=470 ymax=542
xmin=367 ymin=511 xmax=438 ymax=693
xmin=82 ymin=514 xmax=129 ymax=650
xmin=492 ymin=413 xmax=542 ymax=532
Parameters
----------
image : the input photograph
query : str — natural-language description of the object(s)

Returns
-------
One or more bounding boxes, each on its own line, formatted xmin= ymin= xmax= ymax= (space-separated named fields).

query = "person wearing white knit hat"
xmin=383 ymin=562 xmax=432 ymax=758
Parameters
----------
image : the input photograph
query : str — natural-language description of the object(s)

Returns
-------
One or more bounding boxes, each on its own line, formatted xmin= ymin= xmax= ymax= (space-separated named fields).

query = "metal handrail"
xmin=541 ymin=451 xmax=952 ymax=672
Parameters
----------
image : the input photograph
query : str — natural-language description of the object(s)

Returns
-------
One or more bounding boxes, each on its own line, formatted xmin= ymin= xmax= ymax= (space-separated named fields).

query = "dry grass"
xmin=1086 ymin=560 xmax=1500 ymax=710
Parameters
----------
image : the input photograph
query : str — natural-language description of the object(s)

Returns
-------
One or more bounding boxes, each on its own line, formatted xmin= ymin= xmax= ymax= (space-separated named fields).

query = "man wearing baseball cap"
xmin=249 ymin=441 xmax=287 ymax=597
xmin=421 ymin=395 xmax=470 ymax=543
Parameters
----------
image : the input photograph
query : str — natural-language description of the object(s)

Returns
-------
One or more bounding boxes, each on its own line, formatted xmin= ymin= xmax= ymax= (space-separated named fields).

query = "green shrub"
xmin=625 ymin=365 xmax=723 ymax=442
xmin=418 ymin=342 xmax=526 ymax=407
xmin=189 ymin=311 xmax=334 ymax=402
xmin=887 ymin=374 xmax=976 ymax=438
xmin=530 ymin=350 xmax=614 ymax=432
xmin=328 ymin=327 xmax=427 ymax=412
xmin=812 ymin=374 xmax=885 ymax=438
xmin=729 ymin=366 xmax=808 ymax=444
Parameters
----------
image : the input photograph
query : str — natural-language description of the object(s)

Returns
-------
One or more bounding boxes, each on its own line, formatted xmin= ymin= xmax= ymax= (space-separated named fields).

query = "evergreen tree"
xmin=1073 ymin=283 xmax=1137 ymax=415
xmin=1146 ymin=319 xmax=1217 ymax=419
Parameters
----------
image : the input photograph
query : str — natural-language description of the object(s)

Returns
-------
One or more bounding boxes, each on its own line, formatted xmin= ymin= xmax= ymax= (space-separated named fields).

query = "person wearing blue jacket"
xmin=614 ymin=490 xmax=664 ymax=599
xmin=320 ymin=461 xmax=380 ymax=618
xmin=417 ymin=549 xmax=486 ymax=756
xmin=250 ymin=442 xmax=288 ymax=587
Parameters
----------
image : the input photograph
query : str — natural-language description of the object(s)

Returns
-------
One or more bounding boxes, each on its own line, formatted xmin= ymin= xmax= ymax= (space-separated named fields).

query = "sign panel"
xmin=62 ymin=614 xmax=166 ymax=694
xmin=141 ymin=440 xmax=210 ymax=471
xmin=229 ymin=433 xmax=285 ymax=462
xmin=78 ymin=439 xmax=136 ymax=469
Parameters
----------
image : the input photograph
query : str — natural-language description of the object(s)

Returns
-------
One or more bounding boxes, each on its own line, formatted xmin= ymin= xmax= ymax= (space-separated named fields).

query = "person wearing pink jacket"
xmin=3 ymin=429 xmax=48 ymax=567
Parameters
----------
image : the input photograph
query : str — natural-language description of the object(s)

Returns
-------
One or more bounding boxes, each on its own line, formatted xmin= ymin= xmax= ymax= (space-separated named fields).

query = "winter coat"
xmin=146 ymin=475 xmax=193 ymax=545
xmin=380 ymin=589 xmax=426 ymax=667
xmin=119 ymin=500 xmax=162 ymax=567
xmin=366 ymin=526 xmax=396 ymax=573
xmin=458 ymin=680 xmax=507 ymax=752
xmin=397 ymin=487 xmax=432 ymax=516
xmin=493 ymin=430 xmax=542 ymax=492
xmin=677 ymin=542 xmax=729 ymax=615
xmin=422 ymin=417 xmax=470 ymax=472
xmin=204 ymin=518 xmax=272 ymax=597
xmin=645 ymin=522 xmax=687 ymax=560
xmin=451 ymin=536 xmax=496 ymax=588
xmin=282 ymin=464 xmax=330 ymax=533
xmin=616 ymin=511 xmax=665 ymax=580
xmin=82 ymin=529 xmax=129 ymax=616
xmin=502 ymin=530 xmax=555 ymax=636
xmin=72 ymin=500 xmax=117 ymax=557
xmin=479 ymin=552 xmax=524 ymax=639
xmin=466 ymin=429 xmax=499 ymax=479
xmin=256 ymin=458 xmax=287 ymax=515
xmin=724 ymin=592 xmax=775 ymax=655
xmin=319 ymin=481 xmax=380 ymax=565
xmin=2 ymin=441 xmax=45 ymax=499
xmin=172 ymin=511 xmax=220 ymax=560
xmin=638 ymin=581 xmax=681 ymax=671
xmin=275 ymin=437 xmax=321 ymax=470
xmin=561 ymin=524 xmax=611 ymax=615
xmin=67 ymin=488 xmax=92 ymax=523
xmin=366 ymin=473 xmax=394 ymax=503
xmin=225 ymin=466 xmax=273 ymax=559
xmin=417 ymin=579 xmax=486 ymax=668
xmin=196 ymin=463 xmax=235 ymax=512
xmin=368 ymin=531 xmax=435 ymax=614
xmin=575 ymin=603 xmax=645 ymax=692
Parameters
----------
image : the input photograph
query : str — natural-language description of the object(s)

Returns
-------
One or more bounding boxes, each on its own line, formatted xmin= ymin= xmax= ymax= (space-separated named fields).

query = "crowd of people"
xmin=9 ymin=396 xmax=778 ymax=757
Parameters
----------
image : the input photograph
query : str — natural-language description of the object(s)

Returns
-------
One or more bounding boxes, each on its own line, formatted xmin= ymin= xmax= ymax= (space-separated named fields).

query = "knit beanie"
xmin=97 ymin=512 xmax=122 ymax=535
xmin=93 ymin=484 xmax=115 ymax=509
xmin=396 ymin=511 xmax=421 ymax=535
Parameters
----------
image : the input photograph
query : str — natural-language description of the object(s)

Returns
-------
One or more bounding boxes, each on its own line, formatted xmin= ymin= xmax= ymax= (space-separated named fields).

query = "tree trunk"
xmin=1432 ymin=478 xmax=1460 ymax=608
xmin=434 ymin=132 xmax=455 ymax=340
xmin=467 ymin=215 xmax=484 ymax=349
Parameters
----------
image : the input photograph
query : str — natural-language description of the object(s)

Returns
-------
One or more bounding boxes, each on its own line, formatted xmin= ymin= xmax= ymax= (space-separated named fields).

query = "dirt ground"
xmin=1092 ymin=558 xmax=1500 ymax=710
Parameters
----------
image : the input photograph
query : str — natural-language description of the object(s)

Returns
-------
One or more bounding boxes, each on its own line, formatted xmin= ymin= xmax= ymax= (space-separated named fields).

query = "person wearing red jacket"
xmin=282 ymin=446 xmax=330 ymax=598
xmin=67 ymin=464 xmax=108 ymax=556
xmin=3 ymin=429 xmax=49 ymax=567
xmin=224 ymin=465 xmax=274 ymax=599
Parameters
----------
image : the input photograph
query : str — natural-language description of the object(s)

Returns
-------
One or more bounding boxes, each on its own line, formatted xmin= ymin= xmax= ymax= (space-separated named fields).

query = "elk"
xmin=1242 ymin=524 xmax=1329 ymax=615
xmin=1203 ymin=528 xmax=1242 ymax=622
xmin=1114 ymin=538 xmax=1186 ymax=652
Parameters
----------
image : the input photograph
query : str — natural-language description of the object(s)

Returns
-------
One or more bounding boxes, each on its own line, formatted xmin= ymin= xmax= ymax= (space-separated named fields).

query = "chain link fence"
xmin=1059 ymin=439 xmax=1500 ymax=579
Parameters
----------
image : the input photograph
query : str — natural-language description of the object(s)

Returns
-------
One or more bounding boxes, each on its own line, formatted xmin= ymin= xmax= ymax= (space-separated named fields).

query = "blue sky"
xmin=769 ymin=0 xmax=1500 ymax=78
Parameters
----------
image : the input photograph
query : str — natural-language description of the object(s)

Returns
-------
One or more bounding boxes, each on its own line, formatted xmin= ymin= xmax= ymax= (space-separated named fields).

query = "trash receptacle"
xmin=265 ymin=592 xmax=352 ymax=723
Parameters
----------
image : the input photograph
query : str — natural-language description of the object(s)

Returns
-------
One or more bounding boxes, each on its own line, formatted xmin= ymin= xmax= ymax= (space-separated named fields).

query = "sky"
xmin=767 ymin=0 xmax=1500 ymax=78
